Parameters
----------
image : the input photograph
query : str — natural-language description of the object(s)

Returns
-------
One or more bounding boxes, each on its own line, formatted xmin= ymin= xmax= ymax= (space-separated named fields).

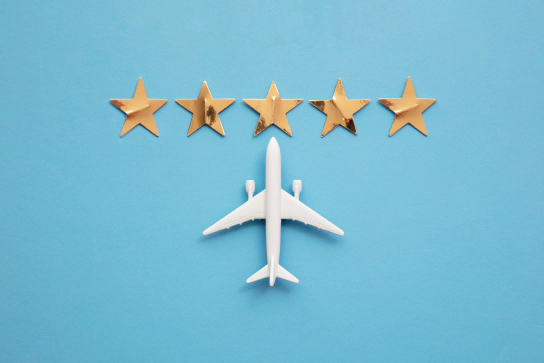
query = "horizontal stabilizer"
xmin=246 ymin=264 xmax=269 ymax=283
xmin=277 ymin=265 xmax=299 ymax=284
xmin=246 ymin=263 xmax=299 ymax=284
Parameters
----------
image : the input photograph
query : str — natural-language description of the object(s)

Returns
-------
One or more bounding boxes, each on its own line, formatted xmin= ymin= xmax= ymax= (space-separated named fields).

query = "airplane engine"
xmin=292 ymin=180 xmax=302 ymax=200
xmin=246 ymin=180 xmax=255 ymax=200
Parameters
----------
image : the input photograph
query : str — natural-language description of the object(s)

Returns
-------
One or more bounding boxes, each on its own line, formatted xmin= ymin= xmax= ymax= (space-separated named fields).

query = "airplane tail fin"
xmin=246 ymin=261 xmax=299 ymax=285
xmin=246 ymin=265 xmax=269 ymax=283
xmin=277 ymin=265 xmax=299 ymax=284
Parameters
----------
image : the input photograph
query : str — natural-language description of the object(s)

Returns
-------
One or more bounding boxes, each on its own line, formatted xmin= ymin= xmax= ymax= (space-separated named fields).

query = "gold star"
xmin=310 ymin=79 xmax=369 ymax=137
xmin=244 ymin=82 xmax=302 ymax=136
xmin=110 ymin=78 xmax=167 ymax=137
xmin=176 ymin=82 xmax=235 ymax=136
xmin=379 ymin=77 xmax=436 ymax=136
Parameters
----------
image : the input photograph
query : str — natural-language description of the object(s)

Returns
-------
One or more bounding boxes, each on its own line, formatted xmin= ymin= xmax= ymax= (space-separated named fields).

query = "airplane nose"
xmin=268 ymin=137 xmax=279 ymax=150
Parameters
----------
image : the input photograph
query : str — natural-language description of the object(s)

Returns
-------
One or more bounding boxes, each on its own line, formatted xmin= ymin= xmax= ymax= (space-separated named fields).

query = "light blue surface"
xmin=1 ymin=0 xmax=543 ymax=361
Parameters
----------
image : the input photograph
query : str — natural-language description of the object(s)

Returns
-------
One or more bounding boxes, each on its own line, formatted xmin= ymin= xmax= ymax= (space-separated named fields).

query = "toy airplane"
xmin=203 ymin=137 xmax=344 ymax=286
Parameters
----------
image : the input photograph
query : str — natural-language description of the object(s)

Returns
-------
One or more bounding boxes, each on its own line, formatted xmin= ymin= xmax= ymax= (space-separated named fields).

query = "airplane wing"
xmin=280 ymin=190 xmax=344 ymax=236
xmin=203 ymin=191 xmax=266 ymax=235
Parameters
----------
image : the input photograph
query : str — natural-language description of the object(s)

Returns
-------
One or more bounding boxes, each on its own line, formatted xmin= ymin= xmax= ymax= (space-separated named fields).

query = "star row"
xmin=110 ymin=77 xmax=436 ymax=138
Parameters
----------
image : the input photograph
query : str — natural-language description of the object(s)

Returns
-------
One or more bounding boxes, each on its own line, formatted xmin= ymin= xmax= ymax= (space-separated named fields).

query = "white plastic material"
xmin=203 ymin=137 xmax=344 ymax=286
xmin=246 ymin=180 xmax=255 ymax=200
xmin=292 ymin=180 xmax=302 ymax=200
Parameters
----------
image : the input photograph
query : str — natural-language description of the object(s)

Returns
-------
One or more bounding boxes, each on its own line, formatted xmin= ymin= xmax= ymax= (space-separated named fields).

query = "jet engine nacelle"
xmin=246 ymin=180 xmax=255 ymax=200
xmin=292 ymin=180 xmax=302 ymax=200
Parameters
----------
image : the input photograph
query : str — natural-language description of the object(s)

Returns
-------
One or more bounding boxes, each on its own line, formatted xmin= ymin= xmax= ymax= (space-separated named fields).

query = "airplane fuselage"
xmin=265 ymin=138 xmax=282 ymax=286
xmin=203 ymin=136 xmax=343 ymax=286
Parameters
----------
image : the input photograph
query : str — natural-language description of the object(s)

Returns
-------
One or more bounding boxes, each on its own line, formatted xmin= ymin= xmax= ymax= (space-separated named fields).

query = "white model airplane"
xmin=203 ymin=137 xmax=344 ymax=286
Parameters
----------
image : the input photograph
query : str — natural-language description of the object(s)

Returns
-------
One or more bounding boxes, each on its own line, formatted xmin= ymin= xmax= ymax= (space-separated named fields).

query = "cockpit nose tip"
xmin=268 ymin=137 xmax=279 ymax=148
xmin=266 ymin=137 xmax=281 ymax=158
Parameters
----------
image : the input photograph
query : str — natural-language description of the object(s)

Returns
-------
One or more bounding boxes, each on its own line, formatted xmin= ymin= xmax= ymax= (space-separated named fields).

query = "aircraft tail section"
xmin=277 ymin=265 xmax=299 ymax=284
xmin=246 ymin=260 xmax=299 ymax=285
xmin=269 ymin=258 xmax=277 ymax=286
xmin=246 ymin=264 xmax=269 ymax=283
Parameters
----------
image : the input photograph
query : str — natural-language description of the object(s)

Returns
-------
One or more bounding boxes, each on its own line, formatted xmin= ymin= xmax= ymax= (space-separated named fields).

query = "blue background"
xmin=1 ymin=0 xmax=543 ymax=361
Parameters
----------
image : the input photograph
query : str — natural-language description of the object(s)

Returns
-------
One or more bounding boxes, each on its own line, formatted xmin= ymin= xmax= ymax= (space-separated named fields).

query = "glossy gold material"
xmin=309 ymin=79 xmax=370 ymax=137
xmin=110 ymin=78 xmax=167 ymax=137
xmin=379 ymin=77 xmax=436 ymax=136
xmin=176 ymin=81 xmax=235 ymax=137
xmin=244 ymin=82 xmax=302 ymax=136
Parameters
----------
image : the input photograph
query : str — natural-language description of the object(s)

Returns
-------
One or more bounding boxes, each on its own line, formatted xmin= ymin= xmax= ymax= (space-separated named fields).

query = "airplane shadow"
xmin=196 ymin=220 xmax=266 ymax=244
xmin=240 ymin=278 xmax=297 ymax=297
xmin=198 ymin=218 xmax=341 ymax=245
xmin=198 ymin=204 xmax=342 ymax=297
xmin=281 ymin=219 xmax=341 ymax=245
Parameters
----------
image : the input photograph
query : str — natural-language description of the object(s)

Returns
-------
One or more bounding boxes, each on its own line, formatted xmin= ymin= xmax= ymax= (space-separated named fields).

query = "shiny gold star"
xmin=379 ymin=77 xmax=436 ymax=136
xmin=310 ymin=79 xmax=369 ymax=137
xmin=244 ymin=82 xmax=302 ymax=136
xmin=176 ymin=81 xmax=235 ymax=136
xmin=110 ymin=78 xmax=167 ymax=137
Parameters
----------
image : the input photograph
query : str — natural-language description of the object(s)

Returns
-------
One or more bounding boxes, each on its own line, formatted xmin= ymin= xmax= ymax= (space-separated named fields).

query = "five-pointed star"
xmin=309 ymin=79 xmax=369 ymax=137
xmin=110 ymin=78 xmax=167 ymax=137
xmin=243 ymin=82 xmax=303 ymax=136
xmin=379 ymin=77 xmax=436 ymax=136
xmin=176 ymin=81 xmax=235 ymax=136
